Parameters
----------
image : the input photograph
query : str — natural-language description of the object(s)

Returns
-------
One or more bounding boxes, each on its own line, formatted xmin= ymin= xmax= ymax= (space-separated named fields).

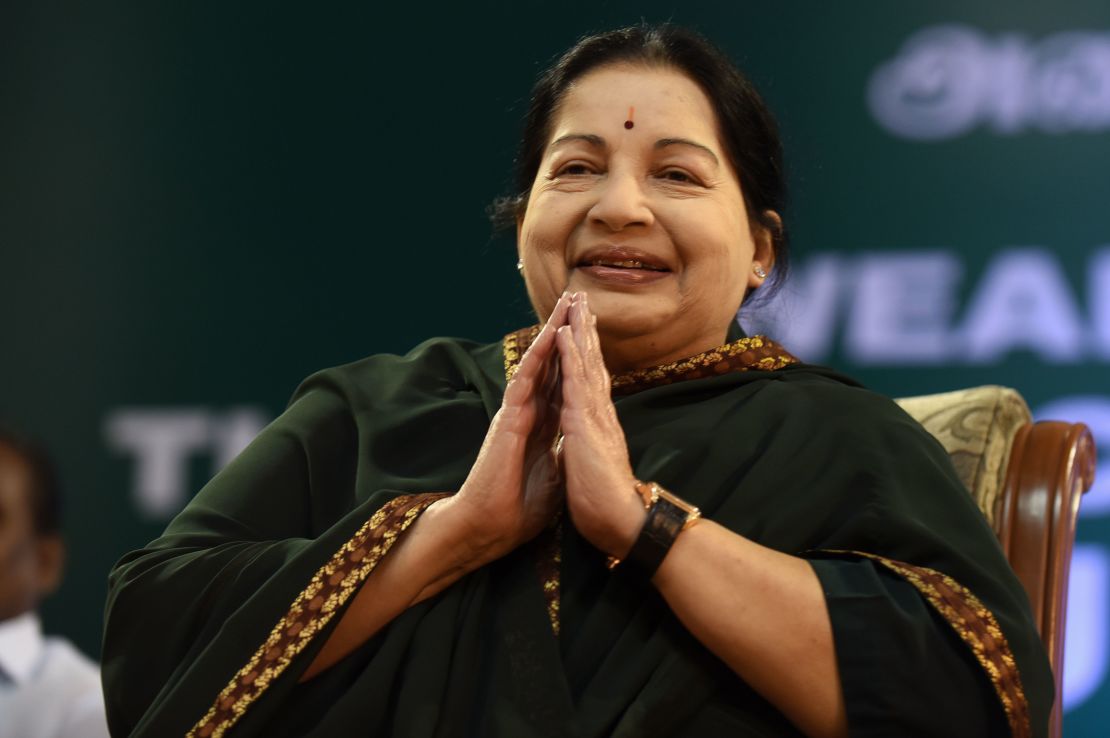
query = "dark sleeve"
xmin=101 ymin=376 xmax=446 ymax=738
xmin=809 ymin=555 xmax=1016 ymax=737
xmin=794 ymin=387 xmax=1052 ymax=738
xmin=712 ymin=374 xmax=1054 ymax=738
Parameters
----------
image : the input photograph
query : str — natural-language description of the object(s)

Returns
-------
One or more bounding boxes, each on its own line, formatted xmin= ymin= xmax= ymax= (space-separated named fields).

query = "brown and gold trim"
xmin=818 ymin=550 xmax=1031 ymax=738
xmin=532 ymin=520 xmax=563 ymax=636
xmin=608 ymin=335 xmax=798 ymax=395
xmin=188 ymin=493 xmax=449 ymax=738
xmin=503 ymin=325 xmax=541 ymax=382
xmin=502 ymin=326 xmax=799 ymax=396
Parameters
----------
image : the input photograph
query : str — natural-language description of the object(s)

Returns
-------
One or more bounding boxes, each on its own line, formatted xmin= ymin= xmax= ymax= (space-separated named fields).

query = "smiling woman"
xmin=102 ymin=24 xmax=1053 ymax=738
xmin=518 ymin=66 xmax=766 ymax=373
xmin=502 ymin=31 xmax=788 ymax=374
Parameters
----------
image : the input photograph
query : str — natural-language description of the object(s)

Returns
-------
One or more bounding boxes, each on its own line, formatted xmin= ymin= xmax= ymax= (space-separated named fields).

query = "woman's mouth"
xmin=572 ymin=246 xmax=673 ymax=285
xmin=581 ymin=258 xmax=668 ymax=271
xmin=575 ymin=260 xmax=672 ymax=285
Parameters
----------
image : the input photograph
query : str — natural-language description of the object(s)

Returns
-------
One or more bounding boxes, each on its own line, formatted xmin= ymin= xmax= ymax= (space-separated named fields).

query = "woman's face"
xmin=517 ymin=63 xmax=775 ymax=370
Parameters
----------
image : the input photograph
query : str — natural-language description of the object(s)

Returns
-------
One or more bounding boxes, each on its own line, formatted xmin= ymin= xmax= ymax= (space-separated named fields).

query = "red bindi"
xmin=624 ymin=106 xmax=634 ymax=129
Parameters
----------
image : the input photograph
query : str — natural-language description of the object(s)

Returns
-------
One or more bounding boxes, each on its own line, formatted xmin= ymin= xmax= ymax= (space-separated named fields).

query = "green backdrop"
xmin=4 ymin=1 xmax=1109 ymax=733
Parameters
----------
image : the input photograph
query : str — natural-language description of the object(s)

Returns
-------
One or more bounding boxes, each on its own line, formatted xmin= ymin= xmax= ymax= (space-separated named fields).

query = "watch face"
xmin=656 ymin=487 xmax=700 ymax=517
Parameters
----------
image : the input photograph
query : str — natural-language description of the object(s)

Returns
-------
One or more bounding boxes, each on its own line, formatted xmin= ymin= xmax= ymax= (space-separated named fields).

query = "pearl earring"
xmin=516 ymin=258 xmax=524 ymax=272
xmin=753 ymin=264 xmax=767 ymax=279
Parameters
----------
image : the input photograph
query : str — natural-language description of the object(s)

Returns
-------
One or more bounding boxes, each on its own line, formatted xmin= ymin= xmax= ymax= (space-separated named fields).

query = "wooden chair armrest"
xmin=995 ymin=420 xmax=1096 ymax=738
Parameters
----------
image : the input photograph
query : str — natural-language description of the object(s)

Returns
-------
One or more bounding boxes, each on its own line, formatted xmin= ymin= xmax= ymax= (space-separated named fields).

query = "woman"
xmin=103 ymin=25 xmax=1053 ymax=738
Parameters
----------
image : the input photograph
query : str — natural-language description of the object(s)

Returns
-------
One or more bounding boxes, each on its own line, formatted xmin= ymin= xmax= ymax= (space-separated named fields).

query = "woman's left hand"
xmin=556 ymin=292 xmax=646 ymax=559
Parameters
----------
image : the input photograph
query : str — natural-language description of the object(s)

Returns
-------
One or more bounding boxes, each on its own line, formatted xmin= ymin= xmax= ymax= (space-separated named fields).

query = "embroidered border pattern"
xmin=502 ymin=327 xmax=798 ymax=395
xmin=503 ymin=325 xmax=541 ymax=382
xmin=533 ymin=520 xmax=563 ymax=635
xmin=188 ymin=493 xmax=449 ymax=738
xmin=609 ymin=335 xmax=798 ymax=395
xmin=820 ymin=550 xmax=1031 ymax=738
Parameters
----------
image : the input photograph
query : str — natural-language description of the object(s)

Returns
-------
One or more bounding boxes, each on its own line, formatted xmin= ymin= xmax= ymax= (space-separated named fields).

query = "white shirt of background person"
xmin=0 ymin=612 xmax=109 ymax=738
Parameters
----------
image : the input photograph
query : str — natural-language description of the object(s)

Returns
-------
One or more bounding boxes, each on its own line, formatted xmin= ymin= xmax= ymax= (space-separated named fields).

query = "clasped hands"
xmin=448 ymin=291 xmax=647 ymax=567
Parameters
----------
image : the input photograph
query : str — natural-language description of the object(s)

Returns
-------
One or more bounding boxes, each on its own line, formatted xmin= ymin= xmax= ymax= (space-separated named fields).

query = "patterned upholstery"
xmin=896 ymin=386 xmax=1032 ymax=527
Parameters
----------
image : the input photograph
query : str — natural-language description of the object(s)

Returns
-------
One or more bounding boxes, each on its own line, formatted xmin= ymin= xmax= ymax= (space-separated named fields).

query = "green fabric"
xmin=102 ymin=334 xmax=1053 ymax=737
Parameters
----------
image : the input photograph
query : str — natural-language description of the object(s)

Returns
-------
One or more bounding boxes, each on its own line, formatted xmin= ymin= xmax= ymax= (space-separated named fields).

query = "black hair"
xmin=491 ymin=23 xmax=789 ymax=295
xmin=0 ymin=428 xmax=63 ymax=537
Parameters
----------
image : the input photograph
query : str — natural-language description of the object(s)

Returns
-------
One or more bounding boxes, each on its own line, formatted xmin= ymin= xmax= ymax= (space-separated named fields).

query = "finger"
xmin=570 ymin=293 xmax=605 ymax=397
xmin=526 ymin=291 xmax=573 ymax=386
xmin=529 ymin=291 xmax=572 ymax=361
xmin=533 ymin=297 xmax=569 ymax=410
xmin=579 ymin=293 xmax=611 ymax=394
xmin=570 ymin=292 xmax=590 ymax=356
xmin=568 ymin=296 xmax=619 ymax=434
xmin=523 ymin=298 xmax=570 ymax=445
xmin=505 ymin=292 xmax=571 ymax=407
xmin=548 ymin=290 xmax=573 ymax=329
xmin=556 ymin=324 xmax=591 ymax=411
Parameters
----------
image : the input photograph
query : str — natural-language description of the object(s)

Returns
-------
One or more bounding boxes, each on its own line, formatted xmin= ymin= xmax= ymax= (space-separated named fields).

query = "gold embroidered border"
xmin=609 ymin=335 xmax=798 ymax=395
xmin=819 ymin=550 xmax=1031 ymax=738
xmin=502 ymin=327 xmax=798 ymax=395
xmin=187 ymin=493 xmax=449 ymax=738
xmin=503 ymin=325 xmax=541 ymax=382
xmin=533 ymin=519 xmax=563 ymax=636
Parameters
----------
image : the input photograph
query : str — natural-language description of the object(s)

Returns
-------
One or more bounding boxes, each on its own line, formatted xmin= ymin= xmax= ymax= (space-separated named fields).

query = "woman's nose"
xmin=588 ymin=172 xmax=654 ymax=231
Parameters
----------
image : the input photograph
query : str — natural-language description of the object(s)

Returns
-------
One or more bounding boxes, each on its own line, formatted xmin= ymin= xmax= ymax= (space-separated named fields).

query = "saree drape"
xmin=102 ymin=329 xmax=1053 ymax=737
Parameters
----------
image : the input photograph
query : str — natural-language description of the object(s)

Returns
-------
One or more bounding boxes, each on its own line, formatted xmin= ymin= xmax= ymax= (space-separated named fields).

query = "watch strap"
xmin=624 ymin=494 xmax=689 ymax=579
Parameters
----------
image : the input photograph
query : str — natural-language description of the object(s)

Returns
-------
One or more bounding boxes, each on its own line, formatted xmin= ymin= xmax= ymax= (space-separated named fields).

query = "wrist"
xmin=571 ymin=475 xmax=647 ymax=559
xmin=606 ymin=481 xmax=701 ymax=578
xmin=610 ymin=481 xmax=650 ymax=559
xmin=424 ymin=495 xmax=505 ymax=572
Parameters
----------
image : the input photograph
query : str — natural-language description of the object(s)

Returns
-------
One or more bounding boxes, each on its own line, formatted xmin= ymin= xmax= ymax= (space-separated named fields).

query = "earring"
xmin=753 ymin=263 xmax=767 ymax=279
xmin=516 ymin=258 xmax=524 ymax=272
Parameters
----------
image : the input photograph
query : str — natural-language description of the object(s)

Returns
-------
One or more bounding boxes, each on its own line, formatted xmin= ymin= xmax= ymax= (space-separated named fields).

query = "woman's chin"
xmin=589 ymin=295 xmax=674 ymax=339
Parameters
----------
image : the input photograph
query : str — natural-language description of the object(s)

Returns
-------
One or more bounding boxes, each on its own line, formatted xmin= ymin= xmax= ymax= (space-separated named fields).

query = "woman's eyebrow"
xmin=549 ymin=133 xmax=607 ymax=150
xmin=655 ymin=138 xmax=719 ymax=166
xmin=547 ymin=134 xmax=719 ymax=168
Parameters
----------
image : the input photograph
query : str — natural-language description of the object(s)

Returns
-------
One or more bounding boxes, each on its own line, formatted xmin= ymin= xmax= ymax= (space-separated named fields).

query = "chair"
xmin=896 ymin=386 xmax=1096 ymax=738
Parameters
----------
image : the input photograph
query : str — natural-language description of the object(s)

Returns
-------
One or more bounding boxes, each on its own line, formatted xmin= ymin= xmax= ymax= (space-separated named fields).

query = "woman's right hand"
xmin=437 ymin=291 xmax=572 ymax=566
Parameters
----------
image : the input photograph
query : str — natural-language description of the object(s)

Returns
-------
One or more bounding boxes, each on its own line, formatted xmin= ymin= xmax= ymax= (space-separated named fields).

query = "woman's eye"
xmin=556 ymin=163 xmax=594 ymax=176
xmin=659 ymin=169 xmax=697 ymax=184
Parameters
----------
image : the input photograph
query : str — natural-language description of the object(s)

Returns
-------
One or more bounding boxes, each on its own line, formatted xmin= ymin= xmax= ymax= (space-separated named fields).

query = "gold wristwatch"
xmin=633 ymin=481 xmax=701 ymax=530
xmin=607 ymin=480 xmax=701 ymax=573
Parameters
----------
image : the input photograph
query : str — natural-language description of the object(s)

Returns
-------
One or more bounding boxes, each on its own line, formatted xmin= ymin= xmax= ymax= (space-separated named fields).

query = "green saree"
xmin=102 ymin=328 xmax=1053 ymax=737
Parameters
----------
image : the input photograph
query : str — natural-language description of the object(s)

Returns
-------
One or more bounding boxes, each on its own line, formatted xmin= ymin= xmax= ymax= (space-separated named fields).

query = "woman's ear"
xmin=748 ymin=210 xmax=781 ymax=289
xmin=515 ymin=203 xmax=528 ymax=267
xmin=516 ymin=217 xmax=524 ymax=266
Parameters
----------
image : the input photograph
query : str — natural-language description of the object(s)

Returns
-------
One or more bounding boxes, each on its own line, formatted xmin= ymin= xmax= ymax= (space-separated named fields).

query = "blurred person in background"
xmin=0 ymin=428 xmax=109 ymax=738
